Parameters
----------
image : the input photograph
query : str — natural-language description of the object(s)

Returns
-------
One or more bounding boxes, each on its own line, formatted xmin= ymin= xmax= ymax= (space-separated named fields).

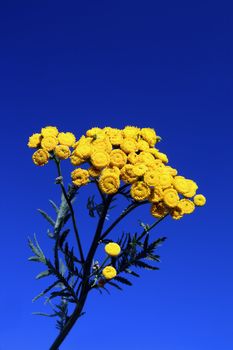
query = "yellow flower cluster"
xmin=28 ymin=125 xmax=206 ymax=219
xmin=28 ymin=126 xmax=76 ymax=165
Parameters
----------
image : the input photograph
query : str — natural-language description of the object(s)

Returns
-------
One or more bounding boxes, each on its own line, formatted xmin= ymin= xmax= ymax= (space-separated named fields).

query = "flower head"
xmin=28 ymin=133 xmax=42 ymax=148
xmin=105 ymin=242 xmax=121 ymax=257
xmin=32 ymin=149 xmax=50 ymax=166
xmin=102 ymin=266 xmax=117 ymax=280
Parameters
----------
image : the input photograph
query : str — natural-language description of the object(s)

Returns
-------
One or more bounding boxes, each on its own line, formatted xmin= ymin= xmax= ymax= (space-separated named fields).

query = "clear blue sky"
xmin=0 ymin=1 xmax=232 ymax=349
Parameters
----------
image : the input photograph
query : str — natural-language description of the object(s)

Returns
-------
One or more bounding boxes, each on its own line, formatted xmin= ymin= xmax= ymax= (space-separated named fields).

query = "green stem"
xmin=54 ymin=158 xmax=85 ymax=264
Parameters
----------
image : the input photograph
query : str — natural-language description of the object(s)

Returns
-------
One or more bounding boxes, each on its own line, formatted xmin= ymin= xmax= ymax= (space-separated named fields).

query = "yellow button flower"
xmin=177 ymin=199 xmax=195 ymax=214
xmin=58 ymin=132 xmax=76 ymax=147
xmin=41 ymin=136 xmax=58 ymax=151
xmin=137 ymin=151 xmax=155 ymax=166
xmin=70 ymin=152 xmax=84 ymax=166
xmin=121 ymin=164 xmax=138 ymax=184
xmin=122 ymin=126 xmax=140 ymax=139
xmin=120 ymin=137 xmax=138 ymax=154
xmin=41 ymin=126 xmax=59 ymax=138
xmin=92 ymin=137 xmax=112 ymax=153
xmin=137 ymin=139 xmax=150 ymax=151
xmin=173 ymin=176 xmax=190 ymax=194
xmin=28 ymin=133 xmax=42 ymax=148
xmin=127 ymin=152 xmax=139 ymax=164
xmin=132 ymin=163 xmax=148 ymax=177
xmin=163 ymin=188 xmax=179 ymax=208
xmin=184 ymin=180 xmax=198 ymax=198
xmin=91 ymin=151 xmax=110 ymax=169
xmin=140 ymin=127 xmax=157 ymax=146
xmin=102 ymin=266 xmax=117 ymax=280
xmin=71 ymin=168 xmax=89 ymax=187
xmin=143 ymin=170 xmax=160 ymax=187
xmin=130 ymin=181 xmax=151 ymax=201
xmin=32 ymin=149 xmax=50 ymax=166
xmin=193 ymin=194 xmax=206 ymax=206
xmin=99 ymin=173 xmax=120 ymax=194
xmin=105 ymin=242 xmax=121 ymax=257
xmin=74 ymin=143 xmax=92 ymax=159
xmin=159 ymin=173 xmax=173 ymax=189
xmin=54 ymin=145 xmax=71 ymax=159
xmin=86 ymin=127 xmax=104 ymax=138
xmin=110 ymin=149 xmax=127 ymax=168
xmin=170 ymin=206 xmax=183 ymax=220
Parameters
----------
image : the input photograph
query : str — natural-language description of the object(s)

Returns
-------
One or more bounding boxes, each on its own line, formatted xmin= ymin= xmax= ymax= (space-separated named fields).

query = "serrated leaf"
xmin=38 ymin=209 xmax=55 ymax=227
xmin=108 ymin=281 xmax=123 ymax=290
xmin=32 ymin=312 xmax=57 ymax=317
xmin=134 ymin=260 xmax=159 ymax=270
xmin=32 ymin=280 xmax=59 ymax=302
xmin=114 ymin=275 xmax=132 ymax=286
xmin=125 ymin=268 xmax=140 ymax=278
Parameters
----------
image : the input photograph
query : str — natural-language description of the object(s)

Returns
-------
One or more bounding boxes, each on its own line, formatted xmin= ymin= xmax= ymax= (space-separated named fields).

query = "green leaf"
xmin=114 ymin=275 xmax=132 ymax=286
xmin=32 ymin=280 xmax=59 ymax=302
xmin=49 ymin=200 xmax=59 ymax=214
xmin=38 ymin=209 xmax=55 ymax=227
xmin=36 ymin=270 xmax=51 ymax=280
xmin=32 ymin=312 xmax=57 ymax=317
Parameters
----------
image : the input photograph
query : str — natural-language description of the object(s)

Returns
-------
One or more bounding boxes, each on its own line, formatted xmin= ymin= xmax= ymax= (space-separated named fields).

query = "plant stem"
xmin=49 ymin=196 xmax=112 ymax=349
xmin=100 ymin=200 xmax=148 ymax=240
xmin=54 ymin=158 xmax=85 ymax=264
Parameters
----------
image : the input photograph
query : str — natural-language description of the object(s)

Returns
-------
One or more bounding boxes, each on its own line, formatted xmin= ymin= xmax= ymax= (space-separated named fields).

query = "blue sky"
xmin=0 ymin=0 xmax=232 ymax=349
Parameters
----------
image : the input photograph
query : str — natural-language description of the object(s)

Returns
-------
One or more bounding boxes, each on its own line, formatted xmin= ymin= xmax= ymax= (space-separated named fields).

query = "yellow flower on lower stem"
xmin=41 ymin=136 xmax=58 ymax=151
xmin=110 ymin=149 xmax=127 ymax=168
xmin=105 ymin=242 xmax=121 ymax=257
xmin=102 ymin=266 xmax=117 ymax=280
xmin=130 ymin=181 xmax=151 ymax=201
xmin=41 ymin=126 xmax=59 ymax=138
xmin=165 ymin=166 xmax=178 ymax=176
xmin=71 ymin=168 xmax=89 ymax=187
xmin=32 ymin=149 xmax=50 ymax=166
xmin=54 ymin=145 xmax=71 ymax=159
xmin=58 ymin=132 xmax=76 ymax=147
xmin=193 ymin=194 xmax=206 ymax=206
xmin=27 ymin=133 xmax=42 ymax=148
xmin=99 ymin=173 xmax=120 ymax=194
xmin=121 ymin=164 xmax=138 ymax=184
xmin=177 ymin=199 xmax=195 ymax=214
xmin=91 ymin=150 xmax=110 ymax=169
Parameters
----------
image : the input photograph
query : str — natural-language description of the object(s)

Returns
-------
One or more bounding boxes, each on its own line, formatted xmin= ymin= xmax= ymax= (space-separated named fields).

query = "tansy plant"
xmin=27 ymin=125 xmax=206 ymax=349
